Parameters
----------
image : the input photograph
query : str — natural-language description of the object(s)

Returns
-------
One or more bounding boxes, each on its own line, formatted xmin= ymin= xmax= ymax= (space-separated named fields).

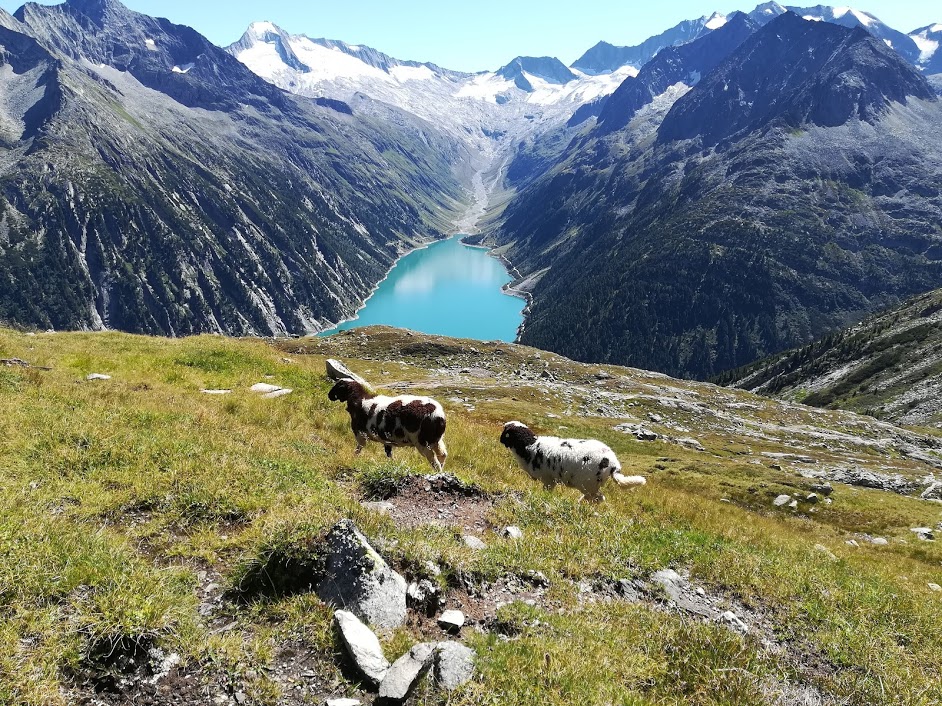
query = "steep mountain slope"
xmin=593 ymin=12 xmax=759 ymax=133
xmin=0 ymin=0 xmax=468 ymax=335
xmin=493 ymin=13 xmax=942 ymax=380
xmin=718 ymin=288 xmax=942 ymax=427
xmin=910 ymin=23 xmax=942 ymax=75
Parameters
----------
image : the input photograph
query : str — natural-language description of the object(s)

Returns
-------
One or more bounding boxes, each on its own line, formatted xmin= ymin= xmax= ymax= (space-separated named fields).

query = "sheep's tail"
xmin=612 ymin=472 xmax=646 ymax=487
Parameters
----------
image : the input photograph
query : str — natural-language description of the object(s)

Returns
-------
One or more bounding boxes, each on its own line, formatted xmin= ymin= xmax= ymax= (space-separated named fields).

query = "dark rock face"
xmin=0 ymin=0 xmax=465 ymax=336
xmin=497 ymin=15 xmax=942 ymax=380
xmin=658 ymin=12 xmax=936 ymax=146
xmin=595 ymin=13 xmax=759 ymax=134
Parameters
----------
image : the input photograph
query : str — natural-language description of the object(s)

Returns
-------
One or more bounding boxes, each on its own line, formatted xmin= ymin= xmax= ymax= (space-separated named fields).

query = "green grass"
xmin=0 ymin=327 xmax=940 ymax=705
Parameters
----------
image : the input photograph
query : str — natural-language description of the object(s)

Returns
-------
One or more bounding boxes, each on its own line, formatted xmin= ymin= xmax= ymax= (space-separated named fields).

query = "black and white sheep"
xmin=499 ymin=421 xmax=645 ymax=502
xmin=328 ymin=379 xmax=448 ymax=472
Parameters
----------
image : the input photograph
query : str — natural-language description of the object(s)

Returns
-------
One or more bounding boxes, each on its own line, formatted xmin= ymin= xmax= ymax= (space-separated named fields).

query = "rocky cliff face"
xmin=0 ymin=0 xmax=467 ymax=335
xmin=494 ymin=13 xmax=942 ymax=380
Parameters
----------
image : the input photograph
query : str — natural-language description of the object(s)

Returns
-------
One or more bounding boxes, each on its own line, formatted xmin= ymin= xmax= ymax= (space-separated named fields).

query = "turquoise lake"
xmin=320 ymin=236 xmax=525 ymax=342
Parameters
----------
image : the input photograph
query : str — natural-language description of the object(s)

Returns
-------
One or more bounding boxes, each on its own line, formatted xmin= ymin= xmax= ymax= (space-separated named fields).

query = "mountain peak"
xmin=496 ymin=56 xmax=576 ymax=89
xmin=657 ymin=10 xmax=936 ymax=147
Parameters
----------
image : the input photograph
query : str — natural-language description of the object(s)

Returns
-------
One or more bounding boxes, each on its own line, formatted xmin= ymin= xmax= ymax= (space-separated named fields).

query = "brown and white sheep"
xmin=328 ymin=379 xmax=448 ymax=472
xmin=499 ymin=421 xmax=645 ymax=502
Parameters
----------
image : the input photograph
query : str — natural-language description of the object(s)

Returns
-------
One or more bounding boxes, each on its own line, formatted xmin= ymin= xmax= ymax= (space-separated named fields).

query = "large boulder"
xmin=333 ymin=610 xmax=390 ymax=687
xmin=317 ymin=520 xmax=407 ymax=630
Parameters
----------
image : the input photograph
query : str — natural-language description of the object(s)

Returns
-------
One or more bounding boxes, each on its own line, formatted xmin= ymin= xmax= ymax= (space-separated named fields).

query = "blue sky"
xmin=0 ymin=0 xmax=938 ymax=72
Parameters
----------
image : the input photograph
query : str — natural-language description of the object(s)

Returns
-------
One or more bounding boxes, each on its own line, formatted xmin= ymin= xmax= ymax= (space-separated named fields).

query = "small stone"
xmin=378 ymin=643 xmax=436 ymax=702
xmin=773 ymin=494 xmax=791 ymax=507
xmin=234 ymin=693 xmax=248 ymax=705
xmin=814 ymin=544 xmax=838 ymax=561
xmin=86 ymin=373 xmax=111 ymax=381
xmin=720 ymin=610 xmax=748 ymax=632
xmin=435 ymin=642 xmax=476 ymax=691
xmin=845 ymin=540 xmax=860 ymax=547
xmin=326 ymin=699 xmax=361 ymax=706
xmin=870 ymin=537 xmax=889 ymax=546
xmin=424 ymin=561 xmax=442 ymax=577
xmin=806 ymin=493 xmax=819 ymax=504
xmin=437 ymin=610 xmax=465 ymax=633
xmin=928 ymin=583 xmax=941 ymax=592
xmin=262 ymin=388 xmax=293 ymax=399
xmin=811 ymin=482 xmax=833 ymax=496
xmin=910 ymin=527 xmax=935 ymax=541
xmin=361 ymin=500 xmax=395 ymax=514
xmin=788 ymin=500 xmax=799 ymax=510
xmin=462 ymin=535 xmax=486 ymax=550
xmin=502 ymin=526 xmax=523 ymax=539
xmin=250 ymin=383 xmax=281 ymax=393
xmin=674 ymin=437 xmax=706 ymax=452
xmin=333 ymin=610 xmax=390 ymax=686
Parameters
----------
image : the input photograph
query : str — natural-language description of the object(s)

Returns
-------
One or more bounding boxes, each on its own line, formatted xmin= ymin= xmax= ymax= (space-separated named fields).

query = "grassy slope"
xmin=0 ymin=326 xmax=940 ymax=705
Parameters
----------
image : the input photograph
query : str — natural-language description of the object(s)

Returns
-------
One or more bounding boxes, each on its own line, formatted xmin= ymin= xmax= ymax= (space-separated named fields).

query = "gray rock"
xmin=86 ymin=373 xmax=111 ymax=381
xmin=929 ymin=583 xmax=941 ymax=592
xmin=361 ymin=500 xmax=395 ymax=514
xmin=437 ymin=610 xmax=465 ymax=633
xmin=870 ymin=537 xmax=889 ymax=546
xmin=326 ymin=359 xmax=369 ymax=386
xmin=806 ymin=493 xmax=819 ymax=504
xmin=719 ymin=610 xmax=748 ymax=632
xmin=773 ymin=494 xmax=791 ymax=507
xmin=462 ymin=535 xmax=487 ymax=550
xmin=326 ymin=699 xmax=361 ymax=706
xmin=827 ymin=468 xmax=915 ymax=494
xmin=333 ymin=610 xmax=390 ymax=686
xmin=814 ymin=544 xmax=838 ymax=561
xmin=911 ymin=527 xmax=935 ymax=541
xmin=788 ymin=499 xmax=799 ymax=510
xmin=501 ymin=526 xmax=523 ymax=539
xmin=435 ymin=642 xmax=476 ymax=691
xmin=810 ymin=482 xmax=834 ymax=496
xmin=614 ymin=422 xmax=659 ymax=441
xmin=674 ymin=437 xmax=706 ymax=452
xmin=262 ymin=388 xmax=293 ymax=399
xmin=317 ymin=520 xmax=407 ymax=630
xmin=250 ymin=382 xmax=281 ymax=393
xmin=846 ymin=539 xmax=860 ymax=547
xmin=378 ymin=642 xmax=437 ymax=702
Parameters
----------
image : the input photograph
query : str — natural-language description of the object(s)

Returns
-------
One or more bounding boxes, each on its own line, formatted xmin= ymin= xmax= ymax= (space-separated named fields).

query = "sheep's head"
xmin=328 ymin=378 xmax=363 ymax=403
xmin=500 ymin=421 xmax=537 ymax=450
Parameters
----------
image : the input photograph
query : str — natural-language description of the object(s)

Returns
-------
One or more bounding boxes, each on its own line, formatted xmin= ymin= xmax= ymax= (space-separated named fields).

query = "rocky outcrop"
xmin=316 ymin=520 xmax=407 ymax=630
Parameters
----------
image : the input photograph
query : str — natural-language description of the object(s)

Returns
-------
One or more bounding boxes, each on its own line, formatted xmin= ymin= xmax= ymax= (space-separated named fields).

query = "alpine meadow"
xmin=1 ymin=1 xmax=942 ymax=705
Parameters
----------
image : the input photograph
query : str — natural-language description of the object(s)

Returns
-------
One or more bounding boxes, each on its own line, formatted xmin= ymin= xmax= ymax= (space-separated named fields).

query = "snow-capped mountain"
xmin=910 ymin=24 xmax=942 ymax=74
xmin=573 ymin=12 xmax=729 ymax=75
xmin=577 ymin=3 xmax=927 ymax=77
xmin=227 ymin=21 xmax=637 ymax=160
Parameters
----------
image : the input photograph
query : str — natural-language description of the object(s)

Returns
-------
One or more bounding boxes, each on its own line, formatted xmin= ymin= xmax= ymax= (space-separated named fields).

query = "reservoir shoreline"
xmin=318 ymin=234 xmax=525 ymax=342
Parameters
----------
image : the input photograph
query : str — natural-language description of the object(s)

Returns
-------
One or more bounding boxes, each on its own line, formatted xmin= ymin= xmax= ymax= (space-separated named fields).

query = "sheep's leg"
xmin=384 ymin=444 xmax=393 ymax=459
xmin=420 ymin=445 xmax=443 ymax=473
xmin=433 ymin=439 xmax=447 ymax=471
xmin=354 ymin=432 xmax=368 ymax=455
xmin=581 ymin=492 xmax=605 ymax=504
